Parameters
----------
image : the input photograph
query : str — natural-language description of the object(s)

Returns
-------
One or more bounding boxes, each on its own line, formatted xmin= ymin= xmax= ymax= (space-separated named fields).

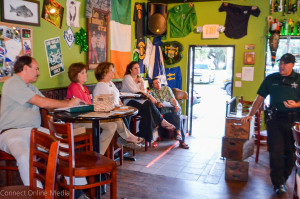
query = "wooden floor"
xmin=100 ymin=138 xmax=295 ymax=199
xmin=1 ymin=136 xmax=295 ymax=199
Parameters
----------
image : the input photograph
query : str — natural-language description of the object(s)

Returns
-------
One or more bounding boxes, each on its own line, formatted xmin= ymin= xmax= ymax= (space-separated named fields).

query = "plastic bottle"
xmin=236 ymin=102 xmax=243 ymax=117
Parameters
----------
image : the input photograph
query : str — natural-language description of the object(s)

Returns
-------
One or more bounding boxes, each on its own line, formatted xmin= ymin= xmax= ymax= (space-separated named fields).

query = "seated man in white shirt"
xmin=0 ymin=56 xmax=88 ymax=199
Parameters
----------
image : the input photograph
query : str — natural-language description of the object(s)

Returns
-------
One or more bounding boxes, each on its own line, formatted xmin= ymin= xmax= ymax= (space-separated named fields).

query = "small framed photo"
xmin=1 ymin=0 xmax=40 ymax=26
xmin=244 ymin=52 xmax=255 ymax=65
xmin=41 ymin=0 xmax=64 ymax=29
xmin=22 ymin=28 xmax=32 ymax=39
xmin=244 ymin=44 xmax=255 ymax=50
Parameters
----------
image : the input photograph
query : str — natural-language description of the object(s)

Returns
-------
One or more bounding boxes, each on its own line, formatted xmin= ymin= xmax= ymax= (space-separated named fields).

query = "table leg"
xmin=92 ymin=120 xmax=101 ymax=199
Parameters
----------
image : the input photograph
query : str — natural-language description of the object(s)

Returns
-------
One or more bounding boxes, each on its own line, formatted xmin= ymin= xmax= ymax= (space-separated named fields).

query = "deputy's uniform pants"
xmin=267 ymin=113 xmax=296 ymax=187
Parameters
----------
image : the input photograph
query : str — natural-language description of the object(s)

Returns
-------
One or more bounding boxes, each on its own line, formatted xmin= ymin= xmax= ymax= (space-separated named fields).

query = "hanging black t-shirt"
xmin=219 ymin=3 xmax=260 ymax=39
xmin=134 ymin=2 xmax=146 ymax=39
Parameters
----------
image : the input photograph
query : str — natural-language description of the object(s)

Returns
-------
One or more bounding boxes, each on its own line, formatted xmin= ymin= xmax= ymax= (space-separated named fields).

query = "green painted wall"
xmin=156 ymin=0 xmax=269 ymax=102
xmin=1 ymin=0 xmax=298 ymax=102
xmin=33 ymin=0 xmax=98 ymax=89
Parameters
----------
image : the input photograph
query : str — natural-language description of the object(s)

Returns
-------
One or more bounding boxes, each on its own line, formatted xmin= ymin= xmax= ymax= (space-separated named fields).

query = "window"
xmin=195 ymin=64 xmax=209 ymax=69
xmin=265 ymin=38 xmax=300 ymax=76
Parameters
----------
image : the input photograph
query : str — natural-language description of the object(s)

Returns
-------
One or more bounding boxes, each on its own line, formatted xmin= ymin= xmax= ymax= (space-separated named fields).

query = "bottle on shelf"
xmin=236 ymin=102 xmax=243 ymax=118
xmin=283 ymin=0 xmax=287 ymax=16
xmin=288 ymin=18 xmax=294 ymax=35
xmin=278 ymin=0 xmax=283 ymax=12
xmin=274 ymin=0 xmax=279 ymax=12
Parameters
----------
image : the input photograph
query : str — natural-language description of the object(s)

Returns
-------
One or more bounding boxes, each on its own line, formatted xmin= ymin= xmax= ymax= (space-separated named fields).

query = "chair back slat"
xmin=40 ymin=108 xmax=50 ymax=129
xmin=30 ymin=128 xmax=59 ymax=199
xmin=47 ymin=115 xmax=75 ymax=165
xmin=293 ymin=125 xmax=300 ymax=146
xmin=47 ymin=115 xmax=76 ymax=187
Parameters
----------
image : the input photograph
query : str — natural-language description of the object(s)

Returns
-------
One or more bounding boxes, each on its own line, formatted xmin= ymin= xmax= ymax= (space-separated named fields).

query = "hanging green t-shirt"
xmin=168 ymin=3 xmax=197 ymax=38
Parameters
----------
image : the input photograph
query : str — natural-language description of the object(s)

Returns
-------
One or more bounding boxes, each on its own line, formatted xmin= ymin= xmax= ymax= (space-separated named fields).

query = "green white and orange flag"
xmin=110 ymin=0 xmax=131 ymax=79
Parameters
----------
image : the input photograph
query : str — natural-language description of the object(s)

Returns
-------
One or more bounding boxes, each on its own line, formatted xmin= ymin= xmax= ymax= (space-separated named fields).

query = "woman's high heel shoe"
xmin=161 ymin=119 xmax=176 ymax=131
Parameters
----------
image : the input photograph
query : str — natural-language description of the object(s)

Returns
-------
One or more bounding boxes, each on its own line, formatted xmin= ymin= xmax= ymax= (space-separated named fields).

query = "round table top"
xmin=51 ymin=106 xmax=138 ymax=122
xmin=0 ymin=186 xmax=45 ymax=199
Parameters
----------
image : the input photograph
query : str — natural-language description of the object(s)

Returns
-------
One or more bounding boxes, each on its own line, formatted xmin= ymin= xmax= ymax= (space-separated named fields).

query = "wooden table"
xmin=51 ymin=106 xmax=138 ymax=199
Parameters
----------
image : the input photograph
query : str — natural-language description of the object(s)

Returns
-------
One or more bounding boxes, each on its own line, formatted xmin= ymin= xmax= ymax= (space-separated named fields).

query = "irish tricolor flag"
xmin=110 ymin=0 xmax=131 ymax=79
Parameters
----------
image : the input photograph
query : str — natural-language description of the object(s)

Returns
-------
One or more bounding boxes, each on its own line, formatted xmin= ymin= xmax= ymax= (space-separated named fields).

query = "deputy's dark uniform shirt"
xmin=134 ymin=2 xmax=146 ymax=39
xmin=257 ymin=70 xmax=300 ymax=112
xmin=219 ymin=3 xmax=260 ymax=39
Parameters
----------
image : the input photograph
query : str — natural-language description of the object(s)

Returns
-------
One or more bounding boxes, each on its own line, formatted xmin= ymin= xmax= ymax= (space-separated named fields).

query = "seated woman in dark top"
xmin=120 ymin=61 xmax=176 ymax=142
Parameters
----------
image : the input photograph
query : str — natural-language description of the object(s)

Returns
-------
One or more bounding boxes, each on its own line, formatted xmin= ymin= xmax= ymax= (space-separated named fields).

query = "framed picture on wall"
xmin=244 ymin=52 xmax=255 ymax=65
xmin=1 ymin=0 xmax=40 ymax=26
xmin=87 ymin=8 xmax=109 ymax=70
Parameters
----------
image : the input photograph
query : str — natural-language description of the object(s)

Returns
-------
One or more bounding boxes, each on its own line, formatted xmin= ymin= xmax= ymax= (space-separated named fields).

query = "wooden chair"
xmin=172 ymin=88 xmax=188 ymax=105
xmin=0 ymin=128 xmax=60 ymax=199
xmin=30 ymin=129 xmax=60 ymax=197
xmin=292 ymin=125 xmax=300 ymax=199
xmin=106 ymin=133 xmax=123 ymax=165
xmin=0 ymin=150 xmax=18 ymax=186
xmin=41 ymin=108 xmax=123 ymax=164
xmin=239 ymin=96 xmax=265 ymax=163
xmin=47 ymin=115 xmax=117 ymax=199
xmin=131 ymin=115 xmax=151 ymax=151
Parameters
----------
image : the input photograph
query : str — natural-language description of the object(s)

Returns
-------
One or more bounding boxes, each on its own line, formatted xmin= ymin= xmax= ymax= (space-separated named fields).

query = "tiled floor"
xmin=119 ymin=135 xmax=225 ymax=184
xmin=119 ymin=83 xmax=230 ymax=183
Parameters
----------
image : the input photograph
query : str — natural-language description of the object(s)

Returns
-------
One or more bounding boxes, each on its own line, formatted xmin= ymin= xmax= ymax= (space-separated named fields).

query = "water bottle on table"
xmin=236 ymin=102 xmax=243 ymax=117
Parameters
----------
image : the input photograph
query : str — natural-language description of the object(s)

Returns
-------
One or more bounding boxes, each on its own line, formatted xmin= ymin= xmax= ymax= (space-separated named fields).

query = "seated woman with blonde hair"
xmin=67 ymin=62 xmax=143 ymax=154
xmin=93 ymin=62 xmax=145 ymax=148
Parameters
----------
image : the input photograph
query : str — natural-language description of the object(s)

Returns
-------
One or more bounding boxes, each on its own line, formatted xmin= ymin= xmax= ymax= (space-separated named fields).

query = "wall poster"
xmin=0 ymin=22 xmax=33 ymax=82
xmin=87 ymin=8 xmax=109 ymax=70
xmin=44 ymin=37 xmax=64 ymax=77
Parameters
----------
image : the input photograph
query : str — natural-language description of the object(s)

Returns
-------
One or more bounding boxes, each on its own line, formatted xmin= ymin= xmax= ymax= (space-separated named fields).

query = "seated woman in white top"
xmin=93 ymin=62 xmax=144 ymax=147
xmin=121 ymin=61 xmax=175 ymax=142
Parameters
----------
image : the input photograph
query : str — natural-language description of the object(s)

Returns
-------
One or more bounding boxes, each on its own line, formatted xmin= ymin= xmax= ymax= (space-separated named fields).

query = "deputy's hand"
xmin=284 ymin=100 xmax=298 ymax=108
xmin=241 ymin=115 xmax=252 ymax=123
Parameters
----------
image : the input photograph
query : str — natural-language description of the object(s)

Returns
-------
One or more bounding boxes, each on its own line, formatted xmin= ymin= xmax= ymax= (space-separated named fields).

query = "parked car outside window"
xmin=194 ymin=64 xmax=215 ymax=83
xmin=193 ymin=90 xmax=201 ymax=105
xmin=222 ymin=79 xmax=232 ymax=95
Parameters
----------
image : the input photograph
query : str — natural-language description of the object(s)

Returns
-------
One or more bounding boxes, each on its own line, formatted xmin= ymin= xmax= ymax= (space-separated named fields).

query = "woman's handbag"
xmin=94 ymin=94 xmax=115 ymax=112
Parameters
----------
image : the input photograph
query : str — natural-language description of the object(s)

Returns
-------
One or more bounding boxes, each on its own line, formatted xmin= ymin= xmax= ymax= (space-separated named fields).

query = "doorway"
xmin=186 ymin=45 xmax=235 ymax=139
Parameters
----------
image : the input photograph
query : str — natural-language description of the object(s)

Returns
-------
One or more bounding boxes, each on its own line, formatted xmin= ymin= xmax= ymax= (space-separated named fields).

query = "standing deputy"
xmin=242 ymin=53 xmax=300 ymax=195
